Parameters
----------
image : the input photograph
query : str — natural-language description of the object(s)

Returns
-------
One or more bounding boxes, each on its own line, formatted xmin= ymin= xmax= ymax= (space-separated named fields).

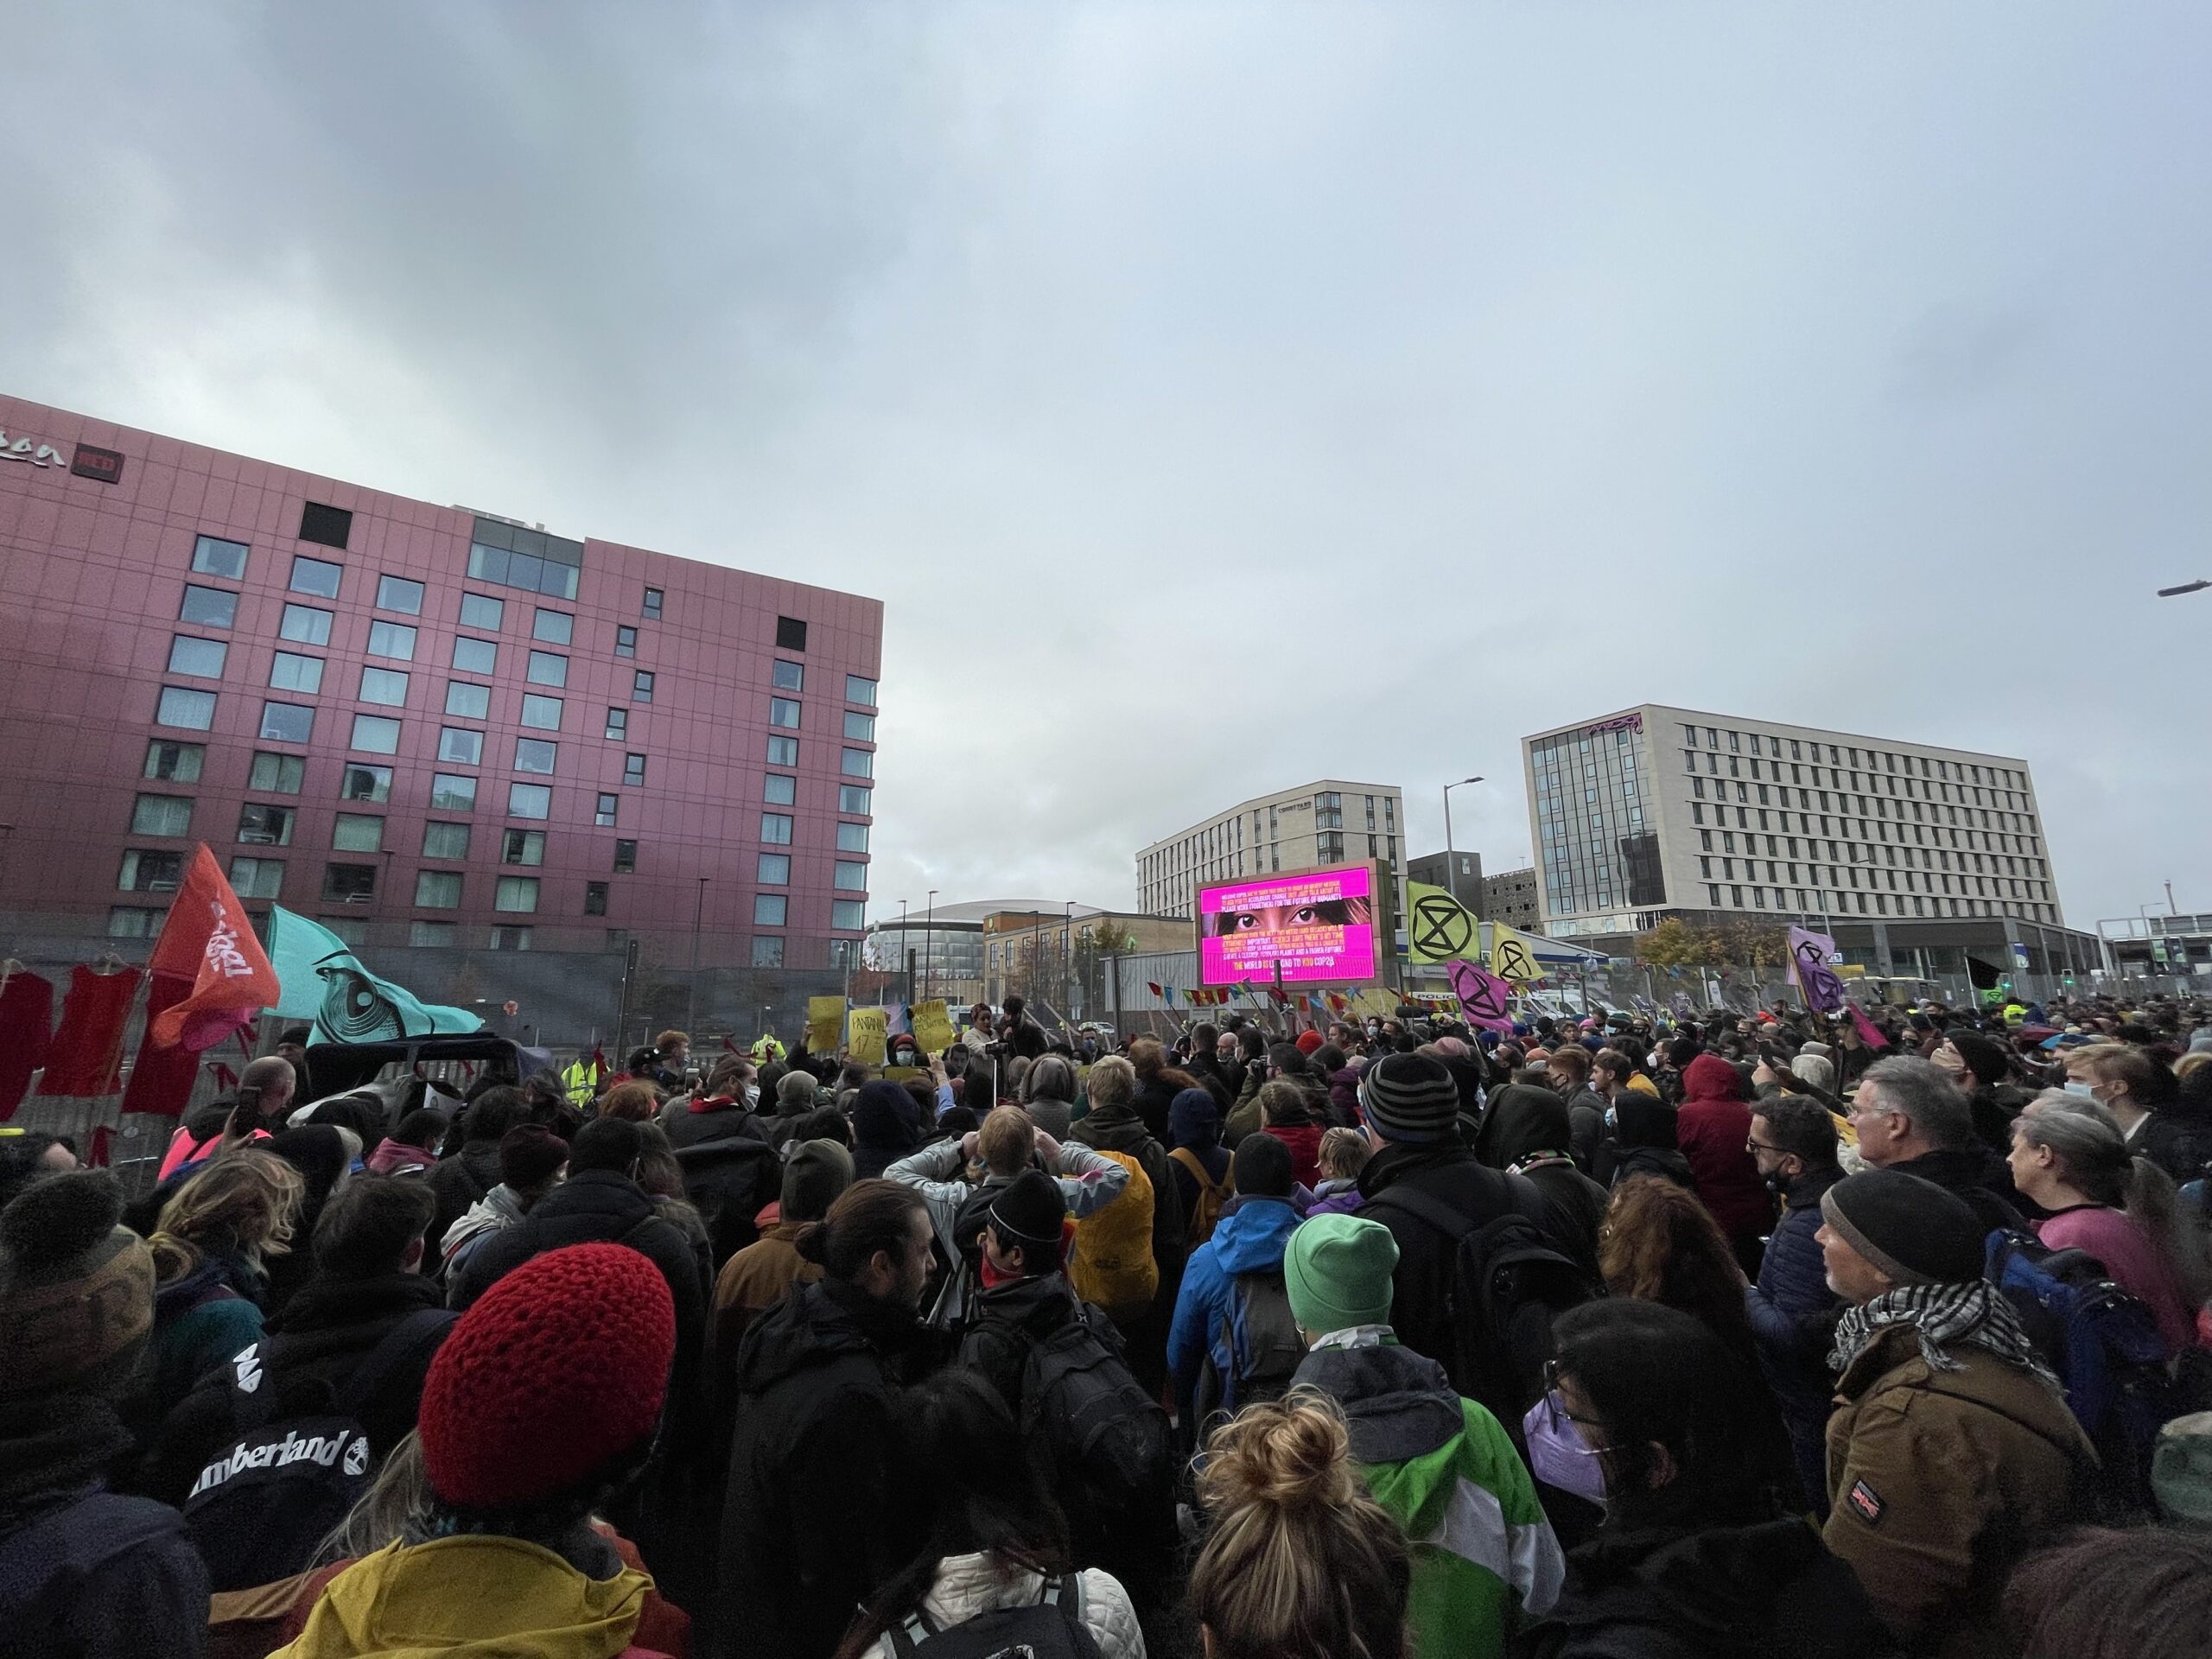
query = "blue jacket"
xmin=1744 ymin=1161 xmax=1845 ymax=1509
xmin=1167 ymin=1197 xmax=1302 ymax=1420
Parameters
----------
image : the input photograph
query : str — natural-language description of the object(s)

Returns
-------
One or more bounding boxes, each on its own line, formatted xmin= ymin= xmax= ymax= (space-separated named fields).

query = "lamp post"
xmin=924 ymin=890 xmax=938 ymax=1001
xmin=1442 ymin=775 xmax=1484 ymax=912
xmin=899 ymin=899 xmax=910 ymax=1003
xmin=687 ymin=876 xmax=708 ymax=1031
xmin=1064 ymin=900 xmax=1075 ymax=1022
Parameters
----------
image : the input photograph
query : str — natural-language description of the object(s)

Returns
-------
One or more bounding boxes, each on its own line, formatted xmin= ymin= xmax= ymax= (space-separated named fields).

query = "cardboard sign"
xmin=807 ymin=995 xmax=846 ymax=1055
xmin=911 ymin=999 xmax=956 ymax=1056
xmin=849 ymin=1007 xmax=888 ymax=1066
xmin=1350 ymin=988 xmax=1398 ymax=1020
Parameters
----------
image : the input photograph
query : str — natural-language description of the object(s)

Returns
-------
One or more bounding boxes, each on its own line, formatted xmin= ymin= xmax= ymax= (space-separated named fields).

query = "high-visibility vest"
xmin=751 ymin=1035 xmax=785 ymax=1064
xmin=562 ymin=1059 xmax=594 ymax=1106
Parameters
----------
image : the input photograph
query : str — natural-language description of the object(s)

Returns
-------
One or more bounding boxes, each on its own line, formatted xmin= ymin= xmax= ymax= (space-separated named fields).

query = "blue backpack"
xmin=1986 ymin=1230 xmax=2177 ymax=1516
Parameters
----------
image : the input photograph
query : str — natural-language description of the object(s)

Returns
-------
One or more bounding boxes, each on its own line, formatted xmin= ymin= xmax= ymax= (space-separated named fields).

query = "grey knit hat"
xmin=1359 ymin=1052 xmax=1459 ymax=1142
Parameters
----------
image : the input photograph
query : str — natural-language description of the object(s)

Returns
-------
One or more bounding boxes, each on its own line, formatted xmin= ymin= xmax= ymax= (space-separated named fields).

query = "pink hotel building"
xmin=0 ymin=392 xmax=881 ymax=989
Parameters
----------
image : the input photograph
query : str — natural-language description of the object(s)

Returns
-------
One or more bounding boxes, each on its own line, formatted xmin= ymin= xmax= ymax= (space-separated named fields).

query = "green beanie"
xmin=1284 ymin=1214 xmax=1399 ymax=1337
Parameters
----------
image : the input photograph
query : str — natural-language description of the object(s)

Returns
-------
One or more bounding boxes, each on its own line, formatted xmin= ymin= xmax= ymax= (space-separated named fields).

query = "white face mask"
xmin=2063 ymin=1079 xmax=2096 ymax=1098
xmin=743 ymin=1084 xmax=760 ymax=1107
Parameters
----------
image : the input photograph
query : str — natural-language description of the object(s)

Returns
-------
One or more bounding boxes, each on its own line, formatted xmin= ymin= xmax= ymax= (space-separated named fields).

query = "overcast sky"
xmin=6 ymin=4 xmax=2208 ymax=932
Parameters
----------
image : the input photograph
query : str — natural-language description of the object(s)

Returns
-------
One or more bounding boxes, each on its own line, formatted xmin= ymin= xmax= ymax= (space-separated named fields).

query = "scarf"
xmin=1829 ymin=1279 xmax=2060 ymax=1391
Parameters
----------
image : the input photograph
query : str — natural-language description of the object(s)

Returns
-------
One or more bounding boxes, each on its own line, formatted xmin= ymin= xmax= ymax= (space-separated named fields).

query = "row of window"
xmin=1684 ymin=791 xmax=2044 ymax=861
xmin=1679 ymin=722 xmax=2029 ymax=796
xmin=1697 ymin=881 xmax=2060 ymax=926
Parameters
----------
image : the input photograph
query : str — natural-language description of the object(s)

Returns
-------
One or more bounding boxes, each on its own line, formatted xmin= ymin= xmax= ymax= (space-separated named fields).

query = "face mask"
xmin=1522 ymin=1391 xmax=1607 ymax=1504
xmin=2063 ymin=1080 xmax=2096 ymax=1098
xmin=744 ymin=1084 xmax=760 ymax=1107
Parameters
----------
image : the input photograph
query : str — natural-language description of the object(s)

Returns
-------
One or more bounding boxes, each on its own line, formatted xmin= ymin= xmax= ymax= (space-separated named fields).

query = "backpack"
xmin=1066 ymin=1151 xmax=1157 ymax=1311
xmin=885 ymin=1573 xmax=1103 ymax=1659
xmin=181 ymin=1306 xmax=454 ymax=1592
xmin=1364 ymin=1173 xmax=1601 ymax=1427
xmin=1019 ymin=1297 xmax=1174 ymax=1529
xmin=1168 ymin=1147 xmax=1227 ymax=1247
xmin=1986 ymin=1229 xmax=2182 ymax=1518
xmin=1193 ymin=1268 xmax=1308 ymax=1426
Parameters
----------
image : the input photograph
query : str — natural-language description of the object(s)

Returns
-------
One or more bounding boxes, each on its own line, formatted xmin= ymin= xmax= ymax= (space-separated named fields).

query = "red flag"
xmin=1848 ymin=1004 xmax=1891 ymax=1050
xmin=591 ymin=1046 xmax=609 ymax=1083
xmin=146 ymin=846 xmax=281 ymax=1051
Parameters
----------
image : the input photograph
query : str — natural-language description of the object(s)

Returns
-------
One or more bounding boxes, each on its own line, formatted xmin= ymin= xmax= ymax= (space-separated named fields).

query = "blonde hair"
xmin=1192 ymin=1391 xmax=1409 ymax=1659
xmin=1317 ymin=1127 xmax=1370 ymax=1182
xmin=1086 ymin=1055 xmax=1136 ymax=1111
xmin=978 ymin=1106 xmax=1037 ymax=1177
xmin=150 ymin=1147 xmax=305 ymax=1280
xmin=2175 ymin=1052 xmax=2211 ymax=1084
xmin=599 ymin=1080 xmax=661 ymax=1122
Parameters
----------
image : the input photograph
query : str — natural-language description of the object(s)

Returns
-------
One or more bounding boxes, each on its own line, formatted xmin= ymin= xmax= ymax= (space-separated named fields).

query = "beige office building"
xmin=1137 ymin=779 xmax=1407 ymax=922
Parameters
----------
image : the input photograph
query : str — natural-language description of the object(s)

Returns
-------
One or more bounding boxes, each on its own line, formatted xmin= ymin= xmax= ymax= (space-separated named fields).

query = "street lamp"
xmin=687 ymin=876 xmax=708 ymax=1031
xmin=1442 ymin=776 xmax=1484 ymax=911
xmin=924 ymin=890 xmax=938 ymax=1001
xmin=899 ymin=899 xmax=910 ymax=1002
xmin=1064 ymin=899 xmax=1075 ymax=1021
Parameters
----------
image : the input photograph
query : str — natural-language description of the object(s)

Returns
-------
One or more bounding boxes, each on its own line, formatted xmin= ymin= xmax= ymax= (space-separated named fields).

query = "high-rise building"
xmin=1521 ymin=704 xmax=2101 ymax=982
xmin=1137 ymin=780 xmax=1406 ymax=921
xmin=0 ymin=393 xmax=883 ymax=1007
xmin=1481 ymin=866 xmax=1541 ymax=932
xmin=1408 ymin=849 xmax=1484 ymax=915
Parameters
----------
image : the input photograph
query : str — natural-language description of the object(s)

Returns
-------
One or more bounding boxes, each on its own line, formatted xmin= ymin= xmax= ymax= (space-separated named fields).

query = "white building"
xmin=1137 ymin=779 xmax=1407 ymax=922
xmin=1522 ymin=705 xmax=2065 ymax=950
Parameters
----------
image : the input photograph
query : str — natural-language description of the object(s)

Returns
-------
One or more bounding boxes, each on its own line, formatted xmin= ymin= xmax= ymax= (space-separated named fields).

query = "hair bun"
xmin=1198 ymin=1393 xmax=1357 ymax=1515
xmin=791 ymin=1220 xmax=830 ymax=1266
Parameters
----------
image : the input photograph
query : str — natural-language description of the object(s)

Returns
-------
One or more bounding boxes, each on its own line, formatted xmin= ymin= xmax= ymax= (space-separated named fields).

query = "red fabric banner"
xmin=147 ymin=846 xmax=281 ymax=1052
xmin=0 ymin=969 xmax=54 ymax=1121
xmin=36 ymin=963 xmax=142 ymax=1097
xmin=120 ymin=971 xmax=206 ymax=1117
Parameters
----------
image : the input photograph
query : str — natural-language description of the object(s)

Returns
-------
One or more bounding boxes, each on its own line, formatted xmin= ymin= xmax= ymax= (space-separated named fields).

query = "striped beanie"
xmin=1359 ymin=1052 xmax=1460 ymax=1143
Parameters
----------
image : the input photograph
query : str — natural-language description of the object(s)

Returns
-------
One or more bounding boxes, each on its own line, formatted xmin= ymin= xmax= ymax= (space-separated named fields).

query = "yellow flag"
xmin=911 ymin=999 xmax=956 ymax=1056
xmin=849 ymin=1007 xmax=888 ymax=1066
xmin=1405 ymin=880 xmax=1479 ymax=965
xmin=806 ymin=995 xmax=846 ymax=1055
xmin=1489 ymin=920 xmax=1543 ymax=984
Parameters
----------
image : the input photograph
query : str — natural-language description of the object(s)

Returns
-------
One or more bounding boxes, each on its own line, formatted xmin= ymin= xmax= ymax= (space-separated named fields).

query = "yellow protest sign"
xmin=1350 ymin=988 xmax=1399 ymax=1020
xmin=1489 ymin=921 xmax=1542 ymax=985
xmin=849 ymin=1007 xmax=888 ymax=1066
xmin=1406 ymin=880 xmax=1478 ymax=965
xmin=807 ymin=995 xmax=847 ymax=1054
xmin=911 ymin=999 xmax=956 ymax=1055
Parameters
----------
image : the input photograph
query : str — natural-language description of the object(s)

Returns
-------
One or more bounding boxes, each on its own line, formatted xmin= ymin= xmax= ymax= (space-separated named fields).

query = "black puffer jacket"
xmin=142 ymin=1270 xmax=453 ymax=1511
xmin=1514 ymin=1515 xmax=1897 ymax=1659
xmin=423 ymin=1139 xmax=505 ymax=1257
xmin=719 ymin=1278 xmax=934 ymax=1659
xmin=446 ymin=1169 xmax=704 ymax=1370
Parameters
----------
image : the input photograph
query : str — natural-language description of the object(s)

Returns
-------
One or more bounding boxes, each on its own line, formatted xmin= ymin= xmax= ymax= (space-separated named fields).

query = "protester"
xmin=662 ymin=1056 xmax=765 ymax=1149
xmin=362 ymin=1109 xmax=446 ymax=1179
xmin=1846 ymin=1055 xmax=2024 ymax=1232
xmin=1356 ymin=1051 xmax=1582 ymax=1421
xmin=1259 ymin=1078 xmax=1326 ymax=1190
xmin=1599 ymin=1176 xmax=1760 ymax=1367
xmin=1067 ymin=1054 xmax=1185 ymax=1394
xmin=1310 ymin=1123 xmax=1370 ymax=1211
xmin=1169 ymin=1132 xmax=1305 ymax=1427
xmin=1515 ymin=1300 xmax=1892 ymax=1659
xmin=1817 ymin=1168 xmax=2091 ymax=1652
xmin=720 ymin=1179 xmax=939 ymax=1659
xmin=1740 ymin=1095 xmax=1847 ymax=1512
xmin=710 ymin=1137 xmax=854 ymax=1381
xmin=2007 ymin=1094 xmax=2209 ymax=1353
xmin=1129 ymin=1035 xmax=1204 ymax=1141
xmin=1473 ymin=1083 xmax=1608 ymax=1276
xmin=1188 ymin=1393 xmax=1411 ymax=1659
xmin=830 ymin=1370 xmax=1145 ymax=1659
xmin=1595 ymin=1091 xmax=1694 ymax=1191
xmin=262 ymin=1125 xmax=357 ymax=1313
xmin=143 ymin=1176 xmax=454 ymax=1531
xmin=157 ymin=1055 xmax=297 ymax=1184
xmin=598 ymin=1078 xmax=664 ymax=1123
xmin=652 ymin=1029 xmax=692 ymax=1091
xmin=0 ymin=1170 xmax=210 ymax=1659
xmin=1672 ymin=1054 xmax=1771 ymax=1276
xmin=1022 ymin=1053 xmax=1082 ymax=1140
xmin=1285 ymin=1214 xmax=1563 ymax=1659
xmin=852 ymin=1078 xmax=925 ymax=1179
xmin=138 ymin=1148 xmax=305 ymax=1431
xmin=435 ymin=1122 xmax=569 ymax=1280
xmin=765 ymin=1067 xmax=825 ymax=1148
xmin=1932 ymin=1028 xmax=2023 ymax=1152
xmin=2066 ymin=1043 xmax=2201 ymax=1185
xmin=423 ymin=1084 xmax=532 ymax=1259
xmin=1166 ymin=1086 xmax=1232 ymax=1246
xmin=270 ymin=1243 xmax=675 ymax=1658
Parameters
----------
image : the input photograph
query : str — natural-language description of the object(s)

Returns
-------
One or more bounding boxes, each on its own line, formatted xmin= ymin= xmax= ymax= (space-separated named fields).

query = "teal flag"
xmin=267 ymin=907 xmax=486 ymax=1043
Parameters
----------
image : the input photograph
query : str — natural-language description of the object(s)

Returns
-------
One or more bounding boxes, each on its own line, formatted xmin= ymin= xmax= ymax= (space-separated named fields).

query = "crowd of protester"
xmin=5 ymin=988 xmax=2212 ymax=1658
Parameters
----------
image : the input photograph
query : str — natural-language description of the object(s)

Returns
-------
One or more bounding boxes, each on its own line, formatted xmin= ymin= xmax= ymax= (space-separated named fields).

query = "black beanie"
xmin=988 ymin=1169 xmax=1067 ymax=1255
xmin=1946 ymin=1030 xmax=2010 ymax=1090
xmin=1819 ymin=1169 xmax=1985 ymax=1287
xmin=1232 ymin=1130 xmax=1295 ymax=1198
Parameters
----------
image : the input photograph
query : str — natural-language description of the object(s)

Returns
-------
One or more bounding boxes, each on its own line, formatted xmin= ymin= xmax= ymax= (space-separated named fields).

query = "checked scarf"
xmin=1828 ymin=1278 xmax=2062 ymax=1393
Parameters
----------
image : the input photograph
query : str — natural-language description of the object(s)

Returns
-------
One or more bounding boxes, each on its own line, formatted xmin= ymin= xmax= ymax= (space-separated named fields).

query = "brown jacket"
xmin=709 ymin=1223 xmax=822 ymax=1393
xmin=1822 ymin=1325 xmax=2090 ymax=1659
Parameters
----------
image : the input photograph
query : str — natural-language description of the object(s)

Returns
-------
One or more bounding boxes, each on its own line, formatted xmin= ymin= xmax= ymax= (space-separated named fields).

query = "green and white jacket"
xmin=1292 ymin=1325 xmax=1564 ymax=1659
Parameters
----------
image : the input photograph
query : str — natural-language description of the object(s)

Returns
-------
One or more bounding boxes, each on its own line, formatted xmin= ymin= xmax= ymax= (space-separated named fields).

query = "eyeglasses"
xmin=1540 ymin=1360 xmax=1609 ymax=1436
xmin=1745 ymin=1138 xmax=1786 ymax=1155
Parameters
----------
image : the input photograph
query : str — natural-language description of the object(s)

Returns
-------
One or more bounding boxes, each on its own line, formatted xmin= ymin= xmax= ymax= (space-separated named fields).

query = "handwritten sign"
xmin=911 ymin=999 xmax=956 ymax=1056
xmin=807 ymin=995 xmax=846 ymax=1055
xmin=849 ymin=1007 xmax=888 ymax=1066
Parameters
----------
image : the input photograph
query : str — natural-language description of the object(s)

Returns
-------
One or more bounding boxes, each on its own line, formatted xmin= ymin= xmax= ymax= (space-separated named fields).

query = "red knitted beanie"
xmin=1295 ymin=1029 xmax=1325 ymax=1056
xmin=418 ymin=1243 xmax=676 ymax=1510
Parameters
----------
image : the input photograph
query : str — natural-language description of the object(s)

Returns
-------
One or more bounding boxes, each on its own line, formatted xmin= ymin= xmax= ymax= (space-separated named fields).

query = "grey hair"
xmin=1858 ymin=1056 xmax=1975 ymax=1150
xmin=1789 ymin=1053 xmax=1836 ymax=1092
xmin=2015 ymin=1093 xmax=2130 ymax=1205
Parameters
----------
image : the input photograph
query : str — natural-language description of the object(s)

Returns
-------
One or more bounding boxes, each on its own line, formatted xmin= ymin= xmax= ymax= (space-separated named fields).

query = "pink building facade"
xmin=0 ymin=393 xmax=880 ymax=988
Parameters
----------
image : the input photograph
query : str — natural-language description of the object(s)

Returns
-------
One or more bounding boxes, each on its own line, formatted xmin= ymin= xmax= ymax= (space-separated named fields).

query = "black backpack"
xmin=180 ymin=1306 xmax=454 ymax=1591
xmin=1365 ymin=1173 xmax=1601 ymax=1427
xmin=885 ymin=1574 xmax=1103 ymax=1659
xmin=1193 ymin=1268 xmax=1309 ymax=1427
xmin=1019 ymin=1298 xmax=1173 ymax=1525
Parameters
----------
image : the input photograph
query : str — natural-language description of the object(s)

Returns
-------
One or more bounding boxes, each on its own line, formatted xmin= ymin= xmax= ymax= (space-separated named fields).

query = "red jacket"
xmin=1263 ymin=1122 xmax=1325 ymax=1191
xmin=1675 ymin=1055 xmax=1773 ymax=1239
